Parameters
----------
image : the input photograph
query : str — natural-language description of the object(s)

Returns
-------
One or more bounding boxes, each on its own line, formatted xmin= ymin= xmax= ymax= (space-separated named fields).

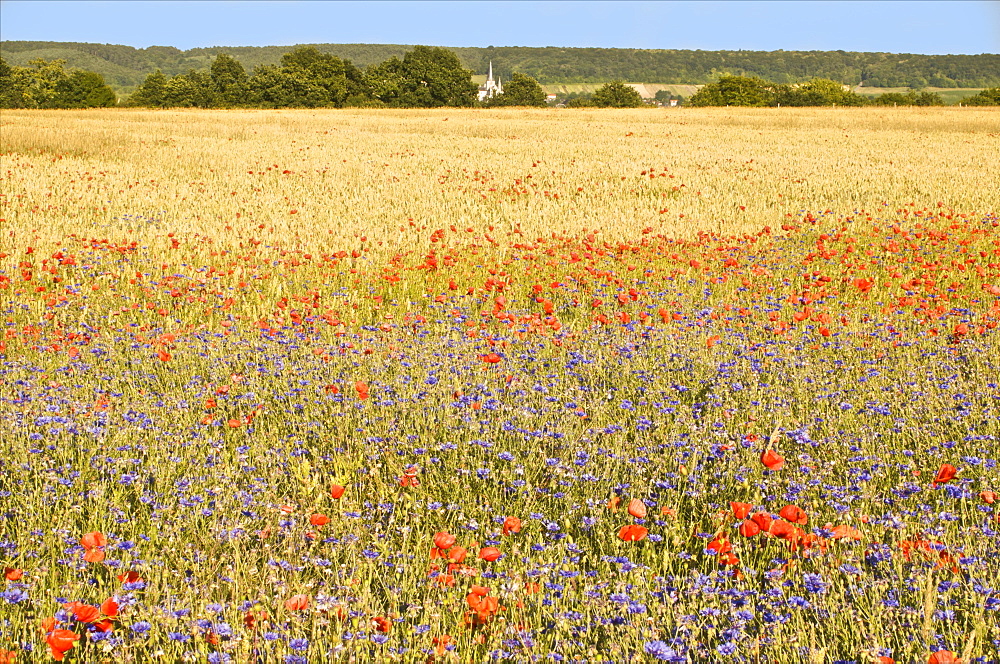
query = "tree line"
xmin=688 ymin=75 xmax=1000 ymax=107
xmin=3 ymin=50 xmax=998 ymax=110
xmin=4 ymin=40 xmax=999 ymax=90
xmin=1 ymin=47 xmax=651 ymax=109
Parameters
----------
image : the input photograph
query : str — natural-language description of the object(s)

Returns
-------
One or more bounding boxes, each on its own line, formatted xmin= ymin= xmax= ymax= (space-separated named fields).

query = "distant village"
xmin=478 ymin=63 xmax=686 ymax=107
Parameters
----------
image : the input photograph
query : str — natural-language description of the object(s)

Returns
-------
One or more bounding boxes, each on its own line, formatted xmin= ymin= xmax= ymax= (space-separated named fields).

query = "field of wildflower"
xmin=1 ymin=107 xmax=999 ymax=663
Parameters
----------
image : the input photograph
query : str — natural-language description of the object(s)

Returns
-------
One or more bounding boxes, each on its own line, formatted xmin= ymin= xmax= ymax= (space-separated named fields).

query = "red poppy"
xmin=479 ymin=547 xmax=501 ymax=562
xmin=738 ymin=520 xmax=761 ymax=538
xmin=769 ymin=521 xmax=797 ymax=539
xmin=309 ymin=513 xmax=330 ymax=527
xmin=447 ymin=546 xmax=467 ymax=563
xmin=760 ymin=449 xmax=785 ymax=470
xmin=46 ymin=629 xmax=80 ymax=661
xmin=778 ymin=504 xmax=808 ymax=525
xmin=933 ymin=464 xmax=957 ymax=485
xmin=100 ymin=598 xmax=119 ymax=618
xmin=707 ymin=534 xmax=732 ymax=554
xmin=284 ymin=594 xmax=310 ymax=611
xmin=3 ymin=567 xmax=22 ymax=581
xmin=981 ymin=490 xmax=997 ymax=504
xmin=116 ymin=571 xmax=143 ymax=585
xmin=481 ymin=352 xmax=502 ymax=364
xmin=80 ymin=532 xmax=106 ymax=549
xmin=399 ymin=466 xmax=420 ymax=488
xmin=244 ymin=610 xmax=268 ymax=629
xmin=829 ymin=524 xmax=862 ymax=540
xmin=71 ymin=603 xmax=100 ymax=624
xmin=928 ymin=651 xmax=958 ymax=664
xmin=0 ymin=649 xmax=17 ymax=664
xmin=330 ymin=484 xmax=345 ymax=500
xmin=627 ymin=498 xmax=647 ymax=519
xmin=433 ymin=532 xmax=456 ymax=550
xmin=618 ymin=525 xmax=648 ymax=542
xmin=876 ymin=657 xmax=895 ymax=664
xmin=502 ymin=516 xmax=522 ymax=536
xmin=750 ymin=512 xmax=773 ymax=532
xmin=730 ymin=502 xmax=752 ymax=520
xmin=354 ymin=381 xmax=369 ymax=400
xmin=372 ymin=616 xmax=392 ymax=633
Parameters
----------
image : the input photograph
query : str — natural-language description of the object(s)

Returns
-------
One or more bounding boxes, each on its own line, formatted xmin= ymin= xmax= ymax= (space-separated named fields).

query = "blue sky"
xmin=1 ymin=1 xmax=997 ymax=55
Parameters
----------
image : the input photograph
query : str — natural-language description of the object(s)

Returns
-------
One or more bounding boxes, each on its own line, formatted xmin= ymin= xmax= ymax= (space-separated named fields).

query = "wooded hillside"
xmin=3 ymin=40 xmax=997 ymax=92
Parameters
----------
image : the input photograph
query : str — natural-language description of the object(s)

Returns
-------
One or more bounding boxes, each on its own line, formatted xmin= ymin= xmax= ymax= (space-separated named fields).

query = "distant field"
xmin=542 ymin=83 xmax=702 ymax=99
xmin=853 ymin=86 xmax=985 ymax=104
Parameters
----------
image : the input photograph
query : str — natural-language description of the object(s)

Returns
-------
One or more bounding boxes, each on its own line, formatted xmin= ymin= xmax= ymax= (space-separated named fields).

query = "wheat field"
xmin=2 ymin=107 xmax=997 ymax=254
xmin=1 ymin=108 xmax=999 ymax=663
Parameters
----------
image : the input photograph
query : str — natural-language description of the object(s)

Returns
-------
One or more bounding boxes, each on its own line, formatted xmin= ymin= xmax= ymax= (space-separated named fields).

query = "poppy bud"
xmin=627 ymin=498 xmax=647 ymax=519
xmin=433 ymin=532 xmax=456 ymax=550
xmin=330 ymin=484 xmax=346 ymax=499
xmin=478 ymin=546 xmax=501 ymax=562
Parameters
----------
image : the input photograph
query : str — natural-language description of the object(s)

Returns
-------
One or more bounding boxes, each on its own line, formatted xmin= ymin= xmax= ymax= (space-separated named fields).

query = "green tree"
xmin=26 ymin=58 xmax=70 ymax=108
xmin=248 ymin=65 xmax=320 ymax=108
xmin=398 ymin=46 xmax=477 ymax=107
xmin=774 ymin=78 xmax=867 ymax=106
xmin=161 ymin=70 xmax=217 ymax=108
xmin=486 ymin=72 xmax=545 ymax=107
xmin=0 ymin=56 xmax=34 ymax=108
xmin=50 ymin=70 xmax=117 ymax=108
xmin=279 ymin=46 xmax=348 ymax=106
xmin=210 ymin=53 xmax=249 ymax=106
xmin=591 ymin=80 xmax=646 ymax=107
xmin=960 ymin=87 xmax=1000 ymax=106
xmin=364 ymin=56 xmax=407 ymax=106
xmin=127 ymin=70 xmax=168 ymax=107
xmin=688 ymin=75 xmax=773 ymax=107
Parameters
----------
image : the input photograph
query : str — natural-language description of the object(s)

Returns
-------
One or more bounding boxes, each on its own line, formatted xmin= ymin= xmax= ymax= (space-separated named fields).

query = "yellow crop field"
xmin=1 ymin=108 xmax=999 ymax=663
xmin=3 ymin=107 xmax=997 ymax=256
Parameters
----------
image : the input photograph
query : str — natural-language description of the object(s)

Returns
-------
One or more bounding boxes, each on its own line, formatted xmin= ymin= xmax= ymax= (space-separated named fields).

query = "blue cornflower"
xmin=717 ymin=642 xmax=738 ymax=656
xmin=644 ymin=641 xmax=683 ymax=661
xmin=130 ymin=621 xmax=152 ymax=634
xmin=288 ymin=638 xmax=309 ymax=651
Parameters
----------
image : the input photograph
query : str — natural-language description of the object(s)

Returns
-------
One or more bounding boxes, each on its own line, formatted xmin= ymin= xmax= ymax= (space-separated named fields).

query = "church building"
xmin=478 ymin=62 xmax=503 ymax=102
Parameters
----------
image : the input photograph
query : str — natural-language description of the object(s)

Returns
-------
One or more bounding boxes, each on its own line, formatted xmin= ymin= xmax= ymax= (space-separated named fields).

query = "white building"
xmin=478 ymin=62 xmax=503 ymax=102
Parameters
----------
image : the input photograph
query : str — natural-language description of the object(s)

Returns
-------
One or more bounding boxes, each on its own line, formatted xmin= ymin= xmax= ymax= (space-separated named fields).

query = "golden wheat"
xmin=1 ymin=107 xmax=997 ymax=256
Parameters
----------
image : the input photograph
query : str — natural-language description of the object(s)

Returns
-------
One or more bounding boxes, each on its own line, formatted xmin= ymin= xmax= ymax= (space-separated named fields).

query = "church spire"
xmin=488 ymin=61 xmax=494 ymax=83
